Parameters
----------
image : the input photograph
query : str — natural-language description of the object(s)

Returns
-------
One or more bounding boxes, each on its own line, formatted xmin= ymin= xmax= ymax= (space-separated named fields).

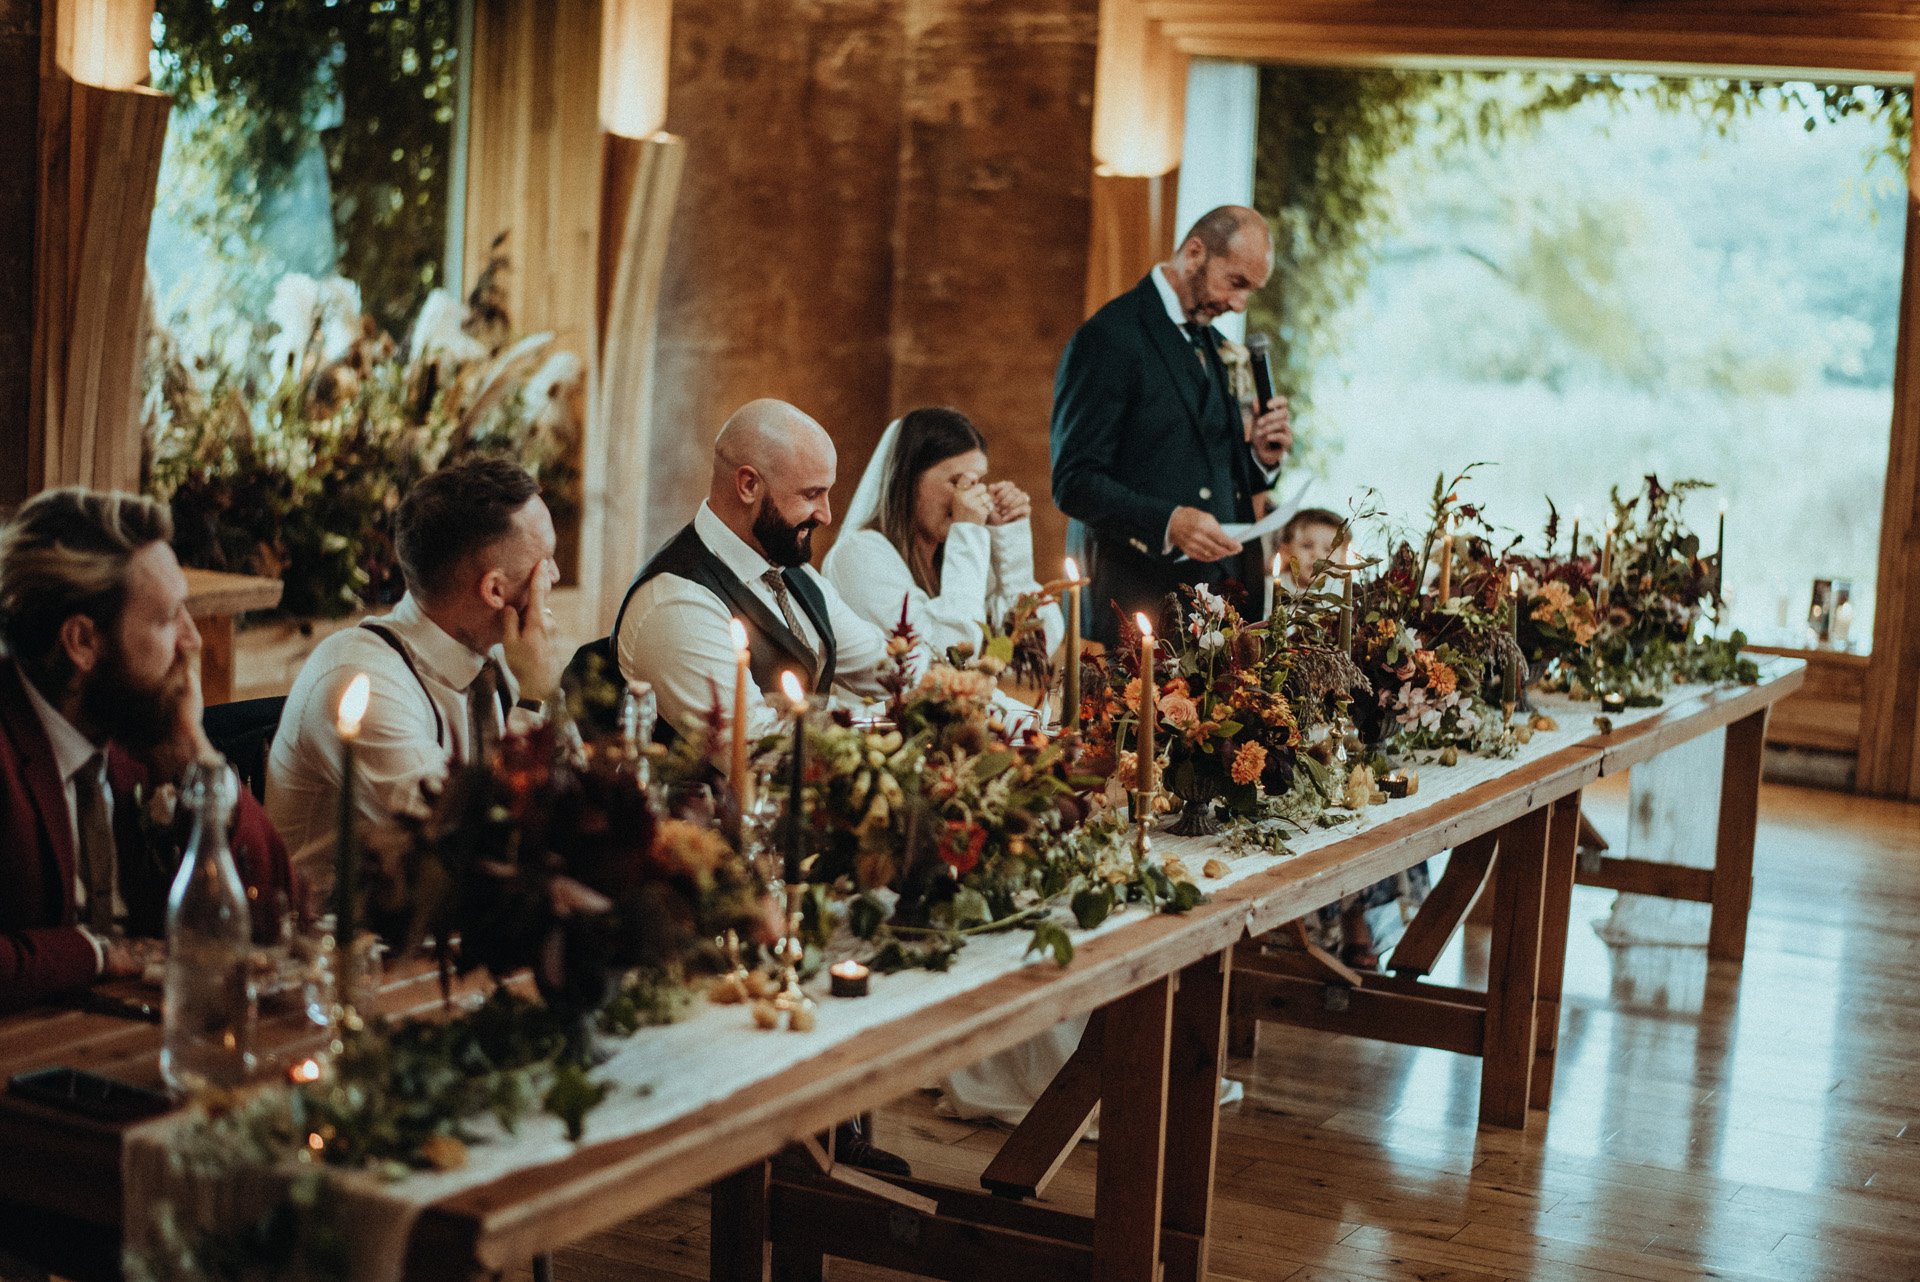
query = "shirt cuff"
xmin=77 ymin=925 xmax=107 ymax=975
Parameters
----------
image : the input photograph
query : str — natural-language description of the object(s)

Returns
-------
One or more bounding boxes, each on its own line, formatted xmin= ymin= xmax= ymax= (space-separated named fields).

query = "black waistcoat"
xmin=566 ymin=523 xmax=838 ymax=740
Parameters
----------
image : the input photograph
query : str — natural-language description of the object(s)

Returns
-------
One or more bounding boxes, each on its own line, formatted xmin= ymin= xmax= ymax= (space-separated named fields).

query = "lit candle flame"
xmin=779 ymin=669 xmax=806 ymax=711
xmin=1272 ymin=552 xmax=1284 ymax=580
xmin=1063 ymin=556 xmax=1079 ymax=582
xmin=1135 ymin=612 xmax=1153 ymax=639
xmin=1718 ymin=498 xmax=1729 ymax=515
xmin=729 ymin=617 xmax=749 ymax=654
xmin=336 ymin=673 xmax=371 ymax=738
xmin=290 ymin=1058 xmax=322 ymax=1084
xmin=1510 ymin=569 xmax=1520 ymax=592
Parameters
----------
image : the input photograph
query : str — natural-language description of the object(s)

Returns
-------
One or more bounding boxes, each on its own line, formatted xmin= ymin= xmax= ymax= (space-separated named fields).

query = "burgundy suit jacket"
xmin=0 ymin=657 xmax=294 ymax=1012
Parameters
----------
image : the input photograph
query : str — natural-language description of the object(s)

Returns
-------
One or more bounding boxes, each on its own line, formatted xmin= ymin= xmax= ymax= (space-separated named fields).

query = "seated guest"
xmin=0 ymin=489 xmax=293 ymax=1011
xmin=822 ymin=407 xmax=1064 ymax=660
xmin=614 ymin=399 xmax=890 ymax=753
xmin=268 ymin=457 xmax=561 ymax=874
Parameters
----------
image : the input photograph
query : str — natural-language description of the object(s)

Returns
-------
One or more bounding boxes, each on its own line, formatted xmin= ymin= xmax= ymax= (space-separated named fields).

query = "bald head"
xmin=1164 ymin=205 xmax=1273 ymax=326
xmin=709 ymin=399 xmax=838 ymax=567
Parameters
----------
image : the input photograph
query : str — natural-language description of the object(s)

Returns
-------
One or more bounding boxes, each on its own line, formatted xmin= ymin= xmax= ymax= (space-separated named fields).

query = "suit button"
xmin=1198 ymin=487 xmax=1212 ymax=500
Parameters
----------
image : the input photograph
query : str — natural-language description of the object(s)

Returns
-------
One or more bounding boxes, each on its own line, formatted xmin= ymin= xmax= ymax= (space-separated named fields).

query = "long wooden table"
xmin=0 ymin=659 xmax=1803 ymax=1282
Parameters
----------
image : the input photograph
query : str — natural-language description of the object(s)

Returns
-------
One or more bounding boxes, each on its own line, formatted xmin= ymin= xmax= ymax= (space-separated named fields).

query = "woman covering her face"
xmin=822 ymin=407 xmax=1065 ymax=660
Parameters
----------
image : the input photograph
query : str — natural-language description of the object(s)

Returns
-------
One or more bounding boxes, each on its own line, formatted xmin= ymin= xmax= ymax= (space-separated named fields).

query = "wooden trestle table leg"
xmin=710 ymin=1158 xmax=771 ymax=1282
xmin=1708 ymin=709 xmax=1767 ymax=964
xmin=1160 ymin=951 xmax=1231 ymax=1282
xmin=1479 ymin=805 xmax=1552 ymax=1129
xmin=1093 ymin=973 xmax=1176 ymax=1282
xmin=1530 ymin=793 xmax=1581 ymax=1112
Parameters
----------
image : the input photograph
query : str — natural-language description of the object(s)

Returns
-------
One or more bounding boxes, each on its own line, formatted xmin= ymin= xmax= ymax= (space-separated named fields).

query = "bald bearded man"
xmin=610 ymin=399 xmax=891 ymax=749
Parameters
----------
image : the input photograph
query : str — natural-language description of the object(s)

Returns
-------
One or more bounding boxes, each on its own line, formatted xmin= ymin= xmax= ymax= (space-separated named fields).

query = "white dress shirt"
xmin=267 ymin=592 xmax=532 ymax=873
xmin=617 ymin=501 xmax=890 ymax=754
xmin=19 ymin=676 xmax=119 ymax=968
xmin=823 ymin=519 xmax=1065 ymax=658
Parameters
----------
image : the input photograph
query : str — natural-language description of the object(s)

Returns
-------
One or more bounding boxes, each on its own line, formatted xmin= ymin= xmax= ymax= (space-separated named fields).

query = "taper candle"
xmin=1436 ymin=514 xmax=1452 ymax=604
xmin=1339 ymin=564 xmax=1354 ymax=653
xmin=1570 ymin=506 xmax=1583 ymax=559
xmin=333 ymin=673 xmax=371 ymax=961
xmin=728 ymin=618 xmax=750 ymax=811
xmin=1135 ymin=613 xmax=1155 ymax=793
xmin=778 ymin=670 xmax=808 ymax=885
xmin=1062 ymin=557 xmax=1082 ymax=731
xmin=1271 ymin=551 xmax=1286 ymax=621
xmin=1715 ymin=499 xmax=1727 ymax=604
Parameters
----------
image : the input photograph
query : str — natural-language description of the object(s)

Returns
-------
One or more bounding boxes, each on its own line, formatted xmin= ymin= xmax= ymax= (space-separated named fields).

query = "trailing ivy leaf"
xmin=1162 ymin=879 xmax=1204 ymax=914
xmin=1026 ymin=920 xmax=1075 ymax=967
xmin=543 ymin=1062 xmax=610 ymax=1142
xmin=951 ymin=886 xmax=992 ymax=928
xmin=849 ymin=892 xmax=890 ymax=939
xmin=1071 ymin=885 xmax=1114 ymax=930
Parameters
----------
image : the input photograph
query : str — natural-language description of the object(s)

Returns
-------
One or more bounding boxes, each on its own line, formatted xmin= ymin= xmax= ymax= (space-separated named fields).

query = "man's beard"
xmin=753 ymin=499 xmax=817 ymax=568
xmin=1185 ymin=251 xmax=1223 ymax=323
xmin=81 ymin=642 xmax=189 ymax=755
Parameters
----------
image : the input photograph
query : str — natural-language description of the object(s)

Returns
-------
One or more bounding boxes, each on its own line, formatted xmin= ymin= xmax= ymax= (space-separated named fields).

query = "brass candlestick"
xmin=709 ymin=929 xmax=752 ymax=1005
xmin=753 ymin=882 xmax=815 ymax=1032
xmin=1131 ymin=788 xmax=1156 ymax=862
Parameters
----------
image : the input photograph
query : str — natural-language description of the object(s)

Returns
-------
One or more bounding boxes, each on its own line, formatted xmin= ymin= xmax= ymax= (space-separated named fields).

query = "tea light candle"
xmin=1600 ymin=691 xmax=1627 ymax=715
xmin=1379 ymin=769 xmax=1418 ymax=799
xmin=828 ymin=959 xmax=871 ymax=998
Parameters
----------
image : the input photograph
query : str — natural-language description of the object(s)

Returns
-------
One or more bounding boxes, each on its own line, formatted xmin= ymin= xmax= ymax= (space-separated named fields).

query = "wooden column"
xmin=710 ymin=1159 xmax=771 ymax=1282
xmin=1085 ymin=169 xmax=1178 ymax=318
xmin=29 ymin=59 xmax=170 ymax=494
xmin=1860 ymin=100 xmax=1920 ymax=799
xmin=583 ymin=130 xmax=684 ymax=634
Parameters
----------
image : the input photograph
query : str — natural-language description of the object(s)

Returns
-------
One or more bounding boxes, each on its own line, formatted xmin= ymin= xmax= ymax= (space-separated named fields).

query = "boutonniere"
xmin=1216 ymin=339 xmax=1255 ymax=402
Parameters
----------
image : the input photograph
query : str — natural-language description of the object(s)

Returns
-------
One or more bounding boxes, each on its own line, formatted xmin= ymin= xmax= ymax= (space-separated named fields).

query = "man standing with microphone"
xmin=1050 ymin=205 xmax=1292 ymax=645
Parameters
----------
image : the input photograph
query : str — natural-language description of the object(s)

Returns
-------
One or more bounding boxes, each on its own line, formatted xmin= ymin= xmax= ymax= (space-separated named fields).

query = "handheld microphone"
xmin=1246 ymin=332 xmax=1277 ymax=411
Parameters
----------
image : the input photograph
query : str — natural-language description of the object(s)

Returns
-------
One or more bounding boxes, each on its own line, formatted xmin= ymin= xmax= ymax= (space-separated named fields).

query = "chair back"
xmin=202 ymin=696 xmax=287 ymax=801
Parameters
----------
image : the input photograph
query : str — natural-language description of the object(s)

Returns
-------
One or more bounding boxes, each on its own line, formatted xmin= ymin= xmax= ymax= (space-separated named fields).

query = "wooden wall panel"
xmin=0 ymin=0 xmax=39 ymax=510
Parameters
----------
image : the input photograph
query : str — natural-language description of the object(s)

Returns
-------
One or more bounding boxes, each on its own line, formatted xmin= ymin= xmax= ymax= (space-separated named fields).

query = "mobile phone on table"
xmin=7 ymin=1065 xmax=172 ymax=1123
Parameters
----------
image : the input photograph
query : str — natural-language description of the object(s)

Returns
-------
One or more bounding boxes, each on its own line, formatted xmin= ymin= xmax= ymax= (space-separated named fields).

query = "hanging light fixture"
xmin=599 ymin=0 xmax=672 ymax=140
xmin=57 ymin=0 xmax=156 ymax=91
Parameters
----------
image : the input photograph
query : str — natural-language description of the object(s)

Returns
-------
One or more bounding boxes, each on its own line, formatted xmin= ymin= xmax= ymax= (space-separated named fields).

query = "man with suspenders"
xmin=266 ymin=458 xmax=563 ymax=875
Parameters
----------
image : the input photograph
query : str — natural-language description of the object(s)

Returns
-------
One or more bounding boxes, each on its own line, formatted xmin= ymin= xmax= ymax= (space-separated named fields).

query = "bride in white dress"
xmin=823 ymin=407 xmax=1064 ymax=663
xmin=824 ymin=407 xmax=1077 ymax=1124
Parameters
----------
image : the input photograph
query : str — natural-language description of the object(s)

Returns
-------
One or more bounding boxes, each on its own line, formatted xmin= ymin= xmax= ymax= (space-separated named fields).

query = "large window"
xmin=1250 ymin=69 xmax=1908 ymax=651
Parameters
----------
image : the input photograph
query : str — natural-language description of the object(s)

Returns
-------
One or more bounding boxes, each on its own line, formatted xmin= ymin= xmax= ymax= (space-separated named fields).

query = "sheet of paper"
xmin=1173 ymin=476 xmax=1313 ymax=562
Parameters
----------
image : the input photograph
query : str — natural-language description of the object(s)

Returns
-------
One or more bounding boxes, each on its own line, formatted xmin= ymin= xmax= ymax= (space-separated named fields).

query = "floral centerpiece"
xmin=1349 ymin=475 xmax=1523 ymax=759
xmin=777 ymin=609 xmax=1200 ymax=972
xmin=1540 ymin=476 xmax=1757 ymax=703
xmin=144 ymin=241 xmax=582 ymax=617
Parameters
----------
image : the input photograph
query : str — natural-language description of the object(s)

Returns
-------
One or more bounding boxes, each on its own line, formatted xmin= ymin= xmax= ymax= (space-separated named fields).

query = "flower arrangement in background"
xmin=143 ymin=239 xmax=583 ymax=617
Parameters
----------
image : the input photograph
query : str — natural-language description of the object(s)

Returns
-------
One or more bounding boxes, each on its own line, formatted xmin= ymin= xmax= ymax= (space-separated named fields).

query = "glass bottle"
xmin=161 ymin=760 xmax=257 ymax=1093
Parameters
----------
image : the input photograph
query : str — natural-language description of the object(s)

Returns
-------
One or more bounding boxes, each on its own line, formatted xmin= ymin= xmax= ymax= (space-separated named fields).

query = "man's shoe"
xmin=834 ymin=1118 xmax=912 ymax=1177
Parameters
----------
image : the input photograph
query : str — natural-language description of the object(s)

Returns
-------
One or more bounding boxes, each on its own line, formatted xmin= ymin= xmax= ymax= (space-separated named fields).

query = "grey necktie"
xmin=467 ymin=659 xmax=503 ymax=762
xmin=760 ymin=570 xmax=819 ymax=679
xmin=73 ymin=752 xmax=116 ymax=931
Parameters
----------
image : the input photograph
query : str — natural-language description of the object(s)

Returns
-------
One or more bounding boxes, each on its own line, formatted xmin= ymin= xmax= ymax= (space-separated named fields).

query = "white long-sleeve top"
xmin=823 ymin=519 xmax=1065 ymax=658
xmin=616 ymin=502 xmax=891 ymax=752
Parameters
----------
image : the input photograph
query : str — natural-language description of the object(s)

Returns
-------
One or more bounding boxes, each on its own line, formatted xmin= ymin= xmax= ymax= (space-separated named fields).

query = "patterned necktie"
xmin=73 ymin=752 xmax=117 ymax=931
xmin=467 ymin=659 xmax=503 ymax=762
xmin=760 ymin=569 xmax=820 ymax=681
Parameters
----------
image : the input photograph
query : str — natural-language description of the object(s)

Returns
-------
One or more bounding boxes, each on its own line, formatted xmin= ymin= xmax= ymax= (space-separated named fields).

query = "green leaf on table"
xmin=1026 ymin=920 xmax=1075 ymax=967
xmin=1071 ymin=884 xmax=1114 ymax=930
xmin=544 ymin=1062 xmax=610 ymax=1142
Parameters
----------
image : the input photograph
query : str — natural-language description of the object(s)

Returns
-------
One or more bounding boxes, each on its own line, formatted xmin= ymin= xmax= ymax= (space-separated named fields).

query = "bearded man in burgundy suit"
xmin=0 ymin=488 xmax=293 ymax=1011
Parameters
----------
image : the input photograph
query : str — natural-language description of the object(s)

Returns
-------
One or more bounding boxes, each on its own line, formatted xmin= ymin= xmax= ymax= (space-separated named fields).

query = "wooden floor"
xmin=518 ymin=778 xmax=1920 ymax=1282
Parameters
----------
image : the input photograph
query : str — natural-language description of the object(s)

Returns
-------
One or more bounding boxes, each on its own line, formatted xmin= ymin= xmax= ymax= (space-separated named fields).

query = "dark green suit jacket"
xmin=1049 ymin=273 xmax=1270 ymax=645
